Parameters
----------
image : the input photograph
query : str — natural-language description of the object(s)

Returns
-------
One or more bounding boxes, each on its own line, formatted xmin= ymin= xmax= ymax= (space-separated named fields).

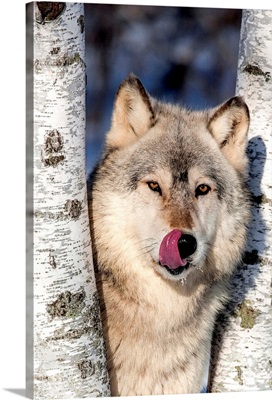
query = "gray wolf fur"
xmin=88 ymin=74 xmax=250 ymax=396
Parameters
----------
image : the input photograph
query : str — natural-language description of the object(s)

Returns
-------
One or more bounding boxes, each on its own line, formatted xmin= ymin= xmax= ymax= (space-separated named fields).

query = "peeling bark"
xmin=31 ymin=3 xmax=110 ymax=398
xmin=210 ymin=9 xmax=272 ymax=392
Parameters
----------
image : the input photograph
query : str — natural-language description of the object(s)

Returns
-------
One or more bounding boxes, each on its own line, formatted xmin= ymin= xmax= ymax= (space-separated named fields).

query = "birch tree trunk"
xmin=29 ymin=2 xmax=110 ymax=398
xmin=210 ymin=9 xmax=272 ymax=392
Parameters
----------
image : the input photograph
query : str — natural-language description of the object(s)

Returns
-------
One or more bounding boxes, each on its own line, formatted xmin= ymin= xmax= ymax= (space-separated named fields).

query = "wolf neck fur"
xmin=96 ymin=253 xmax=222 ymax=396
xmin=96 ymin=243 xmax=223 ymax=332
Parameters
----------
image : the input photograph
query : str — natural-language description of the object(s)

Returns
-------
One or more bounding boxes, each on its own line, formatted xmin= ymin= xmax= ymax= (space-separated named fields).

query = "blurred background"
xmin=84 ymin=4 xmax=243 ymax=174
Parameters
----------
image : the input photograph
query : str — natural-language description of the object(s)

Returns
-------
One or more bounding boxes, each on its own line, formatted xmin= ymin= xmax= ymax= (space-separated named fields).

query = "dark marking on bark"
xmin=243 ymin=64 xmax=271 ymax=82
xmin=34 ymin=210 xmax=66 ymax=220
xmin=95 ymin=360 xmax=108 ymax=381
xmin=42 ymin=129 xmax=65 ymax=167
xmin=44 ymin=129 xmax=63 ymax=153
xmin=49 ymin=252 xmax=57 ymax=269
xmin=50 ymin=47 xmax=61 ymax=55
xmin=35 ymin=374 xmax=49 ymax=381
xmin=242 ymin=249 xmax=260 ymax=265
xmin=234 ymin=300 xmax=260 ymax=329
xmin=77 ymin=15 xmax=85 ymax=33
xmin=43 ymin=155 xmax=65 ymax=167
xmin=241 ymin=251 xmax=271 ymax=270
xmin=55 ymin=52 xmax=84 ymax=67
xmin=64 ymin=199 xmax=82 ymax=219
xmin=46 ymin=287 xmax=86 ymax=319
xmin=34 ymin=53 xmax=85 ymax=72
xmin=82 ymin=293 xmax=104 ymax=335
xmin=235 ymin=366 xmax=243 ymax=385
xmin=78 ymin=359 xmax=95 ymax=379
xmin=50 ymin=325 xmax=92 ymax=341
xmin=251 ymin=193 xmax=271 ymax=205
xmin=37 ymin=248 xmax=52 ymax=253
xmin=35 ymin=2 xmax=66 ymax=24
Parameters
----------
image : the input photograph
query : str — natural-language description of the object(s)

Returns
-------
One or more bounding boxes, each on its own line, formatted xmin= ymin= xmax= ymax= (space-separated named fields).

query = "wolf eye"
xmin=195 ymin=184 xmax=211 ymax=197
xmin=147 ymin=181 xmax=162 ymax=195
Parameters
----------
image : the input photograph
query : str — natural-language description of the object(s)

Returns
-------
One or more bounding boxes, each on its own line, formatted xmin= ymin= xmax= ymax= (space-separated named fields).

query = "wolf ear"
xmin=208 ymin=97 xmax=250 ymax=176
xmin=106 ymin=74 xmax=155 ymax=149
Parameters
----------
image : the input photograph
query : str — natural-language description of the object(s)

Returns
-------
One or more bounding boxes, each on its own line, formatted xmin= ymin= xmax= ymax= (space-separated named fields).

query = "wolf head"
xmin=89 ymin=74 xmax=250 ymax=286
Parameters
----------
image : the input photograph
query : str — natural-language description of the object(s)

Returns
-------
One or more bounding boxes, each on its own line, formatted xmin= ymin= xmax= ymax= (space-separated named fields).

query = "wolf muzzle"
xmin=159 ymin=229 xmax=197 ymax=275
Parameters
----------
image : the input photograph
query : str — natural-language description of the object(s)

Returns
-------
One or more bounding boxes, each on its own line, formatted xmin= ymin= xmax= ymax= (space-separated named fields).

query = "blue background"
xmin=84 ymin=4 xmax=242 ymax=174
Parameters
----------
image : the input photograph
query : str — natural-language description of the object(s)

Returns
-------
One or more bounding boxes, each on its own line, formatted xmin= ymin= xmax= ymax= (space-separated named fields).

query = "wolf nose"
xmin=178 ymin=234 xmax=197 ymax=259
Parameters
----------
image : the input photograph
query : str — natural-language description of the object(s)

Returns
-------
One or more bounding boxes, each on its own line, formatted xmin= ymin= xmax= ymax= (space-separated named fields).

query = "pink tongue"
xmin=159 ymin=229 xmax=187 ymax=270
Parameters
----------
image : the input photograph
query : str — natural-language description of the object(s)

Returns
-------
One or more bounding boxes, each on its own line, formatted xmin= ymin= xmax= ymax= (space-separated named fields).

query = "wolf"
xmin=88 ymin=74 xmax=250 ymax=396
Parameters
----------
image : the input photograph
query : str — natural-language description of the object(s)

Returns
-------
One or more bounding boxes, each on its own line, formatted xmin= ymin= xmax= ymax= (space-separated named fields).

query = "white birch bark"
xmin=31 ymin=3 xmax=110 ymax=398
xmin=210 ymin=9 xmax=272 ymax=392
xmin=26 ymin=2 xmax=34 ymax=396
